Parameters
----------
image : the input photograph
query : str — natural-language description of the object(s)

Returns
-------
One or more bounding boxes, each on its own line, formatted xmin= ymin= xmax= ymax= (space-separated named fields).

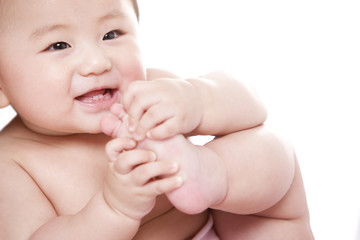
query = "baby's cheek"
xmin=119 ymin=62 xmax=146 ymax=93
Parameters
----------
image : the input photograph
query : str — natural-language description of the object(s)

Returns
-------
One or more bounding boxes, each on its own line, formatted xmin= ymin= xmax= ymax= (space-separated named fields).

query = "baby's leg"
xmin=212 ymin=210 xmax=313 ymax=240
xmin=211 ymin=159 xmax=314 ymax=240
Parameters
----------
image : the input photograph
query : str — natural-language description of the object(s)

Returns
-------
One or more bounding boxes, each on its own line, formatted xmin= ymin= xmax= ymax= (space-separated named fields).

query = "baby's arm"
xmin=0 ymin=144 xmax=181 ymax=240
xmin=122 ymin=69 xmax=267 ymax=140
xmin=0 ymin=159 xmax=127 ymax=240
xmin=186 ymin=71 xmax=267 ymax=135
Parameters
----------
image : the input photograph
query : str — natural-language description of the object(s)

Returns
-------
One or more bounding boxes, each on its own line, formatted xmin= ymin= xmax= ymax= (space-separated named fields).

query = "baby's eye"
xmin=46 ymin=42 xmax=71 ymax=51
xmin=103 ymin=30 xmax=124 ymax=41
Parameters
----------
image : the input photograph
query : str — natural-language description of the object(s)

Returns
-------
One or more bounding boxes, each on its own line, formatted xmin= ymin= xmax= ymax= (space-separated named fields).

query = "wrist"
xmin=185 ymin=77 xmax=206 ymax=134
xmin=98 ymin=191 xmax=141 ymax=232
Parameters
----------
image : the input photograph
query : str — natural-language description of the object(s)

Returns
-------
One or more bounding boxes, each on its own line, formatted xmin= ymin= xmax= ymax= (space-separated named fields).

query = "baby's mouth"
xmin=76 ymin=88 xmax=117 ymax=104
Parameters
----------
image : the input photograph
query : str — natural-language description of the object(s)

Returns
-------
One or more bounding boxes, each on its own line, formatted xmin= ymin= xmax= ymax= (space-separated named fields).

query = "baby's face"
xmin=0 ymin=0 xmax=145 ymax=135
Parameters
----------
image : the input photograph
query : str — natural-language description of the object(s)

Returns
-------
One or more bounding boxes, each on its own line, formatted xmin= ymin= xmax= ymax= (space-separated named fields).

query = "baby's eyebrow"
xmin=99 ymin=9 xmax=127 ymax=22
xmin=30 ymin=24 xmax=67 ymax=40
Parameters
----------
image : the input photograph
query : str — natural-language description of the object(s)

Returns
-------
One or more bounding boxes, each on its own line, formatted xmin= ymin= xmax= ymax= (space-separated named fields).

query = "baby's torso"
xmin=0 ymin=119 xmax=208 ymax=239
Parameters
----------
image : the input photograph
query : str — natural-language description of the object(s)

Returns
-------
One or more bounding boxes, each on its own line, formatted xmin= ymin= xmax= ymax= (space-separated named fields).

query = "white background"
xmin=1 ymin=0 xmax=360 ymax=239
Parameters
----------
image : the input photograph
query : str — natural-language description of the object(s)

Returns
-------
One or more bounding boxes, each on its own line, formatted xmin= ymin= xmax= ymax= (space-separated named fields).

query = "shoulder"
xmin=0 ymin=135 xmax=34 ymax=198
xmin=146 ymin=68 xmax=180 ymax=80
xmin=0 ymin=133 xmax=17 ymax=164
xmin=0 ymin=125 xmax=48 ymax=170
xmin=0 ymin=134 xmax=30 ymax=173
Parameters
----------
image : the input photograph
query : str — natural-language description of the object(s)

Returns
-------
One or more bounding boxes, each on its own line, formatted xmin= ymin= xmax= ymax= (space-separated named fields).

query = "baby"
xmin=0 ymin=0 xmax=313 ymax=239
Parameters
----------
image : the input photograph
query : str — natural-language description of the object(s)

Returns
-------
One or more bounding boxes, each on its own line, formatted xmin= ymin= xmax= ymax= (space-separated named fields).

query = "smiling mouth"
xmin=75 ymin=88 xmax=118 ymax=107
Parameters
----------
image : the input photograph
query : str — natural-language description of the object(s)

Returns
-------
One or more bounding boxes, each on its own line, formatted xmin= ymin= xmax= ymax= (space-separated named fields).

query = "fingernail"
xmin=128 ymin=140 xmax=137 ymax=147
xmin=129 ymin=125 xmax=135 ymax=132
xmin=146 ymin=131 xmax=152 ymax=139
xmin=175 ymin=175 xmax=184 ymax=187
xmin=133 ymin=132 xmax=144 ymax=141
xmin=170 ymin=162 xmax=179 ymax=172
xmin=150 ymin=152 xmax=157 ymax=161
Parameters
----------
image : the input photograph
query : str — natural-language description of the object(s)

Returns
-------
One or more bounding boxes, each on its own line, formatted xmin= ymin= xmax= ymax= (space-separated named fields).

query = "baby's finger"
xmin=123 ymin=83 xmax=147 ymax=128
xmin=147 ymin=118 xmax=180 ymax=140
xmin=105 ymin=138 xmax=136 ymax=162
xmin=114 ymin=149 xmax=157 ymax=174
xmin=122 ymin=81 xmax=143 ymax=110
xmin=145 ymin=175 xmax=184 ymax=196
xmin=131 ymin=161 xmax=180 ymax=186
xmin=134 ymin=104 xmax=174 ymax=140
xmin=127 ymin=95 xmax=160 ymax=131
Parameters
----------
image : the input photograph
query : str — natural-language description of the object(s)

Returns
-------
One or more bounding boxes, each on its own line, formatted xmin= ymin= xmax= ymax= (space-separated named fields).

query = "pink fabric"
xmin=192 ymin=214 xmax=219 ymax=240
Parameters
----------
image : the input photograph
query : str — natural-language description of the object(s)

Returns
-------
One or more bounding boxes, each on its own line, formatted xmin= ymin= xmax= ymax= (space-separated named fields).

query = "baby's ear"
xmin=0 ymin=86 xmax=10 ymax=108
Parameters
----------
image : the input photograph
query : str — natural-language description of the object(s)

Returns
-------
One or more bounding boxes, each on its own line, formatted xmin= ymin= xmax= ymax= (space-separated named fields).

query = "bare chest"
xmin=18 ymin=145 xmax=108 ymax=215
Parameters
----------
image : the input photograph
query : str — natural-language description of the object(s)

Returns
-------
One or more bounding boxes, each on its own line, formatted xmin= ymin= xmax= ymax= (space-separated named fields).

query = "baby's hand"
xmin=103 ymin=137 xmax=183 ymax=220
xmin=122 ymin=78 xmax=203 ymax=141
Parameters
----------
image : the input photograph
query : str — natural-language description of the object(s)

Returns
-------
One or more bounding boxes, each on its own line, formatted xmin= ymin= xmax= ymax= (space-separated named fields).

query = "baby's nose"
xmin=78 ymin=46 xmax=112 ymax=76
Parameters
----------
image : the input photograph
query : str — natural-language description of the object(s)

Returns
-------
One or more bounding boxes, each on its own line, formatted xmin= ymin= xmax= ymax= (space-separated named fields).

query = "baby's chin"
xmin=41 ymin=124 xmax=104 ymax=136
xmin=75 ymin=124 xmax=106 ymax=135
xmin=20 ymin=115 xmax=105 ymax=136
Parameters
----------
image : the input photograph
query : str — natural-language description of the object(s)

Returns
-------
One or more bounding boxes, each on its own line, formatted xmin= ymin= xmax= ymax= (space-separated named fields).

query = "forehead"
xmin=0 ymin=0 xmax=136 ymax=28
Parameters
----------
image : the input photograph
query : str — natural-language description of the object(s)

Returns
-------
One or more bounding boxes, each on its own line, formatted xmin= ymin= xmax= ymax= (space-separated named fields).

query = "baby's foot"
xmin=101 ymin=104 xmax=133 ymax=138
xmin=101 ymin=104 xmax=228 ymax=214
xmin=139 ymin=135 xmax=228 ymax=214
